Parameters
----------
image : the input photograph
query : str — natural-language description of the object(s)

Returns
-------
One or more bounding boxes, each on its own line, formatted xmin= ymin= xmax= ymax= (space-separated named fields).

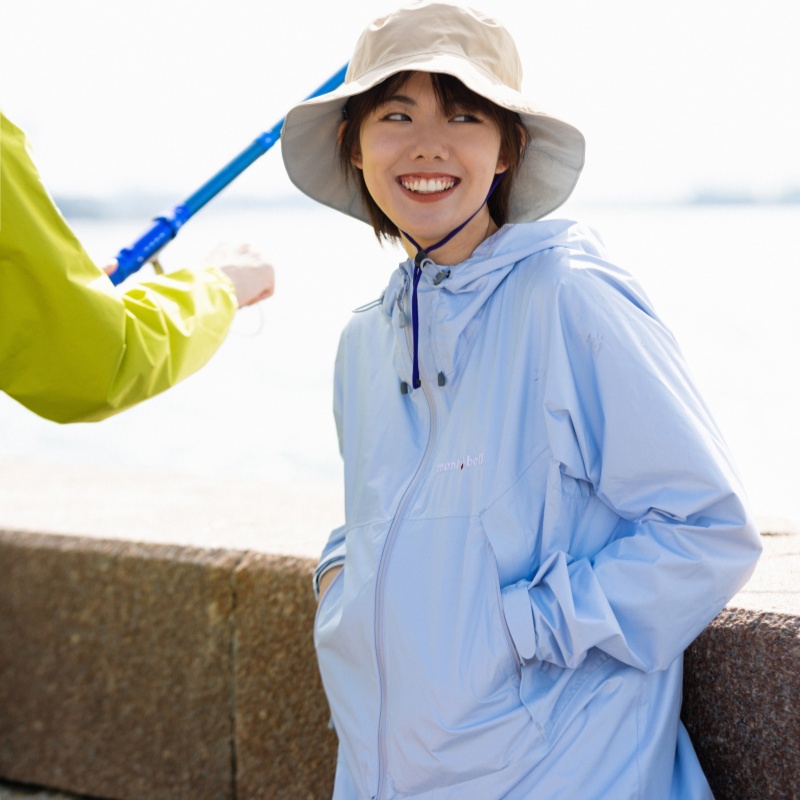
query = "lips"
xmin=399 ymin=176 xmax=458 ymax=194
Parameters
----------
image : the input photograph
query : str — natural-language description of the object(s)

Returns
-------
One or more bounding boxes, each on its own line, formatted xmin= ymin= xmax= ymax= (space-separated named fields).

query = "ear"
xmin=516 ymin=123 xmax=528 ymax=156
xmin=338 ymin=120 xmax=363 ymax=169
xmin=496 ymin=122 xmax=527 ymax=174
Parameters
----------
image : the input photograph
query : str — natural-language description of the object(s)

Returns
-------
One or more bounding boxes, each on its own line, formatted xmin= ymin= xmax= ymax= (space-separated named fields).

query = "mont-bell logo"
xmin=435 ymin=452 xmax=485 ymax=474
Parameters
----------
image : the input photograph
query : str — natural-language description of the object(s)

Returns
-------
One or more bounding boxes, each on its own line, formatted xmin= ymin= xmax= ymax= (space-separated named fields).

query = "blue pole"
xmin=110 ymin=63 xmax=348 ymax=285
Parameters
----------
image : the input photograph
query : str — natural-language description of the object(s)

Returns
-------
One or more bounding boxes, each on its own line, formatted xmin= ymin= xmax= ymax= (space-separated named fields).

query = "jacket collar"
xmin=380 ymin=219 xmax=591 ymax=389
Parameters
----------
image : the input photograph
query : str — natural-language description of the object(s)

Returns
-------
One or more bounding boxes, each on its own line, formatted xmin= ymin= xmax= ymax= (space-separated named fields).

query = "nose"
xmin=410 ymin=121 xmax=449 ymax=162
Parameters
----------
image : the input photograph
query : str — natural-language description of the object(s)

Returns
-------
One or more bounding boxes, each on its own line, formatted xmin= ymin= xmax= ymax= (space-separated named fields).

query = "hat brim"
xmin=281 ymin=52 xmax=585 ymax=225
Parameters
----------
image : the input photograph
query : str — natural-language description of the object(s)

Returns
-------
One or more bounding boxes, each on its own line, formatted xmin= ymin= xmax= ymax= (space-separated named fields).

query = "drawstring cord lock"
xmin=432 ymin=268 xmax=450 ymax=286
xmin=414 ymin=250 xmax=450 ymax=286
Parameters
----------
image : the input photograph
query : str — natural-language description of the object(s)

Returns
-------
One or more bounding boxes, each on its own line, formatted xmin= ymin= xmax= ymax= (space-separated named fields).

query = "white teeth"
xmin=402 ymin=178 xmax=455 ymax=194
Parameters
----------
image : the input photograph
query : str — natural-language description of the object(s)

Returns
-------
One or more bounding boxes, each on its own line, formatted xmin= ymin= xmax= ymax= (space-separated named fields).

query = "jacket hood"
xmin=381 ymin=219 xmax=607 ymax=387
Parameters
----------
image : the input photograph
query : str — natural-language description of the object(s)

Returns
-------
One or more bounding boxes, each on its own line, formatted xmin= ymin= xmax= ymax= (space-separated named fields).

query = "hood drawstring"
xmin=399 ymin=173 xmax=504 ymax=392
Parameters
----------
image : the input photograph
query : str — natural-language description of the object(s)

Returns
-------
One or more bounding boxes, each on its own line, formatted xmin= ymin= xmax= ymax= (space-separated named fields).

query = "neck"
xmin=400 ymin=209 xmax=499 ymax=266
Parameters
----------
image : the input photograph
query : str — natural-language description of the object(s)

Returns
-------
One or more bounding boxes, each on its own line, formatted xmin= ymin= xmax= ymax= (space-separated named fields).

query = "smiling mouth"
xmin=399 ymin=177 xmax=458 ymax=194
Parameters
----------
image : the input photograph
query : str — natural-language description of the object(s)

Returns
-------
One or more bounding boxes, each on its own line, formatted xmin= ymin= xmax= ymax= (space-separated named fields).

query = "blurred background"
xmin=1 ymin=0 xmax=798 ymax=554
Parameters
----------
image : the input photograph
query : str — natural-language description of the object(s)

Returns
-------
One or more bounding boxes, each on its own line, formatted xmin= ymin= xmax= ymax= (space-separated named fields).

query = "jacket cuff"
xmin=313 ymin=549 xmax=346 ymax=599
xmin=501 ymin=581 xmax=537 ymax=662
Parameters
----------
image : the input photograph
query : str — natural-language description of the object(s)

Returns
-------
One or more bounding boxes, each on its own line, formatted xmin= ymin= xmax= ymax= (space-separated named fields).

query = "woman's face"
xmin=349 ymin=72 xmax=509 ymax=264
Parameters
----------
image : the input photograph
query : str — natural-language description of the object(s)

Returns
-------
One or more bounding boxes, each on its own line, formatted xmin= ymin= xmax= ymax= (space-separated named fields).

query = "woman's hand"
xmin=318 ymin=565 xmax=343 ymax=603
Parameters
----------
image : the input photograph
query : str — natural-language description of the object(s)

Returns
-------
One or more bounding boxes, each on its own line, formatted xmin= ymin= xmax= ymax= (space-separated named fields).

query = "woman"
xmin=281 ymin=2 xmax=761 ymax=797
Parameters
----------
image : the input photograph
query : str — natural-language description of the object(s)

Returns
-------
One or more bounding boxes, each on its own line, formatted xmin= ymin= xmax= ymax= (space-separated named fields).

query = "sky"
xmin=2 ymin=0 xmax=799 ymax=205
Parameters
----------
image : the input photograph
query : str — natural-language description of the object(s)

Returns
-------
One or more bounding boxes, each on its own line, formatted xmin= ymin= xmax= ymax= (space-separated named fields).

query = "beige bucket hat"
xmin=281 ymin=0 xmax=585 ymax=224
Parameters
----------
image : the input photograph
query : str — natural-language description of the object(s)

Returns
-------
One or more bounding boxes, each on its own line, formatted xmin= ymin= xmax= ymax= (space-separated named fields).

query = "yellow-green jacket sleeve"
xmin=0 ymin=113 xmax=238 ymax=423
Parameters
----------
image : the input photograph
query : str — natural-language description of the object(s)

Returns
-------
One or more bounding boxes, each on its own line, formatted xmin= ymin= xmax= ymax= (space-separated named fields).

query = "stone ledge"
xmin=0 ymin=529 xmax=797 ymax=800
xmin=233 ymin=553 xmax=338 ymax=800
xmin=683 ymin=608 xmax=799 ymax=800
xmin=0 ymin=531 xmax=241 ymax=800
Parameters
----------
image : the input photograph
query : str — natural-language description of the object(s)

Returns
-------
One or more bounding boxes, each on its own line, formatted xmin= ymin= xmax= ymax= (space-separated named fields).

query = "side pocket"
xmin=518 ymin=648 xmax=614 ymax=744
xmin=486 ymin=540 xmax=523 ymax=682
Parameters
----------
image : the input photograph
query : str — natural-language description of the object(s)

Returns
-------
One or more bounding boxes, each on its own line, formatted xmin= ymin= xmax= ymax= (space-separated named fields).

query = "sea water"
xmin=1 ymin=199 xmax=798 ymax=555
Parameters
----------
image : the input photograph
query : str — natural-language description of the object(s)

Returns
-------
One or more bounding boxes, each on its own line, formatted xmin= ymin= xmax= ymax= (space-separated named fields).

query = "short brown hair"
xmin=338 ymin=71 xmax=526 ymax=243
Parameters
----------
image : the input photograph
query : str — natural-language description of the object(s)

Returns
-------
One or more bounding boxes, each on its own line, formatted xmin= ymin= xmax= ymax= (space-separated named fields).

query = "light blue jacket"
xmin=315 ymin=219 xmax=761 ymax=799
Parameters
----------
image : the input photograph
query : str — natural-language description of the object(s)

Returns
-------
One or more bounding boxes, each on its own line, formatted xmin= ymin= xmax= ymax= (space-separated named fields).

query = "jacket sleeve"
xmin=0 ymin=112 xmax=237 ymax=423
xmin=501 ymin=255 xmax=762 ymax=673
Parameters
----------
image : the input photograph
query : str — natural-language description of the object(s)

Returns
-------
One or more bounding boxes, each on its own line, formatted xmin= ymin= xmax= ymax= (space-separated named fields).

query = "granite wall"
xmin=0 ymin=529 xmax=797 ymax=800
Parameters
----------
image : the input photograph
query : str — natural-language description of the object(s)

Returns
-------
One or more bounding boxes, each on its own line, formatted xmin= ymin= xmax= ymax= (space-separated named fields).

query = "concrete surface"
xmin=0 ymin=532 xmax=240 ymax=800
xmin=683 ymin=606 xmax=799 ymax=800
xmin=0 ymin=528 xmax=796 ymax=800
xmin=233 ymin=553 xmax=338 ymax=799
xmin=732 ymin=530 xmax=800 ymax=615
xmin=0 ymin=457 xmax=341 ymax=558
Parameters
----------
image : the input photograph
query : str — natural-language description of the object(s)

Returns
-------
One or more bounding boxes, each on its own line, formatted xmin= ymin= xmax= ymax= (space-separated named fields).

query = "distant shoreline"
xmin=54 ymin=190 xmax=800 ymax=221
xmin=54 ymin=192 xmax=318 ymax=221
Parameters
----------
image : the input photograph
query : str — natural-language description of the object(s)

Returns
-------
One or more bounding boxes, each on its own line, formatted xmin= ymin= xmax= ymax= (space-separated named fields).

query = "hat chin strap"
xmin=399 ymin=172 xmax=504 ymax=264
xmin=400 ymin=172 xmax=504 ymax=391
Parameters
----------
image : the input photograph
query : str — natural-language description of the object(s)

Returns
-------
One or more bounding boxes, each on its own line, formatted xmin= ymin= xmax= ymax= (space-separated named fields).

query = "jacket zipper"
xmin=373 ymin=329 xmax=439 ymax=800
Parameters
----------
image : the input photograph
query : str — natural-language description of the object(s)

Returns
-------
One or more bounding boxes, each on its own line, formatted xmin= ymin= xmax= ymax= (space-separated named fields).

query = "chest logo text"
xmin=435 ymin=452 xmax=484 ymax=474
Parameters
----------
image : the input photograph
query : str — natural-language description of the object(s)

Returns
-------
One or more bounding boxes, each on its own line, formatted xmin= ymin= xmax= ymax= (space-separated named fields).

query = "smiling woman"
xmin=337 ymin=70 xmax=526 ymax=259
xmin=349 ymin=72 xmax=508 ymax=263
xmin=275 ymin=3 xmax=761 ymax=799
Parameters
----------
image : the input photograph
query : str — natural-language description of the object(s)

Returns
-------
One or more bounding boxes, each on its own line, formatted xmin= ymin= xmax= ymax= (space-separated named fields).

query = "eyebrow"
xmin=379 ymin=93 xmax=417 ymax=107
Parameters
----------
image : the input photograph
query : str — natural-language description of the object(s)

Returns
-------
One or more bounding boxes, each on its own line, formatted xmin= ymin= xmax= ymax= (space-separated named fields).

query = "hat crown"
xmin=346 ymin=0 xmax=522 ymax=91
xmin=281 ymin=1 xmax=585 ymax=227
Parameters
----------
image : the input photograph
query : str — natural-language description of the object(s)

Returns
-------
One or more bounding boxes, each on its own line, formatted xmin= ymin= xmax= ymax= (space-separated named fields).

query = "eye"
xmin=452 ymin=111 xmax=481 ymax=123
xmin=382 ymin=112 xmax=411 ymax=122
